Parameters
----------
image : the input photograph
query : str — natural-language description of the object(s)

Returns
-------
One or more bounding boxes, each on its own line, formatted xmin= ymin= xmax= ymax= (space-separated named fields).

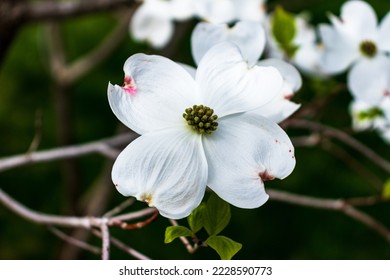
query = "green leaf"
xmin=205 ymin=235 xmax=242 ymax=260
xmin=164 ymin=226 xmax=193 ymax=243
xmin=271 ymin=6 xmax=298 ymax=58
xmin=383 ymin=179 xmax=390 ymax=198
xmin=187 ymin=203 xmax=205 ymax=233
xmin=203 ymin=193 xmax=231 ymax=236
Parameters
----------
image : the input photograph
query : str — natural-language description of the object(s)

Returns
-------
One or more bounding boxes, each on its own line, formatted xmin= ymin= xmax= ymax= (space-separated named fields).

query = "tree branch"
xmin=286 ymin=119 xmax=390 ymax=174
xmin=0 ymin=132 xmax=137 ymax=172
xmin=17 ymin=0 xmax=138 ymax=23
xmin=267 ymin=189 xmax=390 ymax=243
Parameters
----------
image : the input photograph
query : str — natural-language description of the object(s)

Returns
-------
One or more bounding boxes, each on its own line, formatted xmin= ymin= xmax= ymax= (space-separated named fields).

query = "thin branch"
xmin=0 ymin=188 xmax=92 ymax=228
xmin=110 ymin=207 xmax=158 ymax=223
xmin=267 ymin=189 xmax=390 ymax=243
xmin=0 ymin=132 xmax=137 ymax=172
xmin=0 ymin=187 xmax=157 ymax=229
xmin=321 ymin=141 xmax=384 ymax=191
xmin=92 ymin=229 xmax=151 ymax=260
xmin=104 ymin=198 xmax=136 ymax=218
xmin=100 ymin=221 xmax=110 ymax=260
xmin=14 ymin=0 xmax=138 ymax=23
xmin=115 ymin=209 xmax=159 ymax=230
xmin=286 ymin=119 xmax=390 ymax=174
xmin=49 ymin=226 xmax=101 ymax=255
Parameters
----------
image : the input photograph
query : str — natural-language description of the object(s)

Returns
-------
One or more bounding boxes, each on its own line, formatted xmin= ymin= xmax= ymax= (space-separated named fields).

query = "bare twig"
xmin=0 ymin=188 xmax=92 ymax=228
xmin=286 ymin=119 xmax=390 ymax=174
xmin=49 ymin=226 xmax=101 ymax=255
xmin=13 ymin=0 xmax=138 ymax=23
xmin=92 ymin=229 xmax=151 ymax=260
xmin=115 ymin=209 xmax=159 ymax=230
xmin=0 ymin=132 xmax=137 ymax=172
xmin=267 ymin=189 xmax=390 ymax=243
xmin=104 ymin=198 xmax=136 ymax=218
xmin=100 ymin=220 xmax=110 ymax=260
xmin=0 ymin=187 xmax=156 ymax=229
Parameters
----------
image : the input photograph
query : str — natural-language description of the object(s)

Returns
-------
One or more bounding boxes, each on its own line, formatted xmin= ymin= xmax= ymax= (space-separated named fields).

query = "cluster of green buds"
xmin=183 ymin=105 xmax=218 ymax=134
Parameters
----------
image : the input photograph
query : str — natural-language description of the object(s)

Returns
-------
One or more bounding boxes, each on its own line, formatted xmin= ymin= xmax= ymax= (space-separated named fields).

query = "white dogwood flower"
xmin=130 ymin=0 xmax=196 ymax=48
xmin=108 ymin=42 xmax=296 ymax=219
xmin=191 ymin=21 xmax=302 ymax=123
xmin=319 ymin=0 xmax=390 ymax=74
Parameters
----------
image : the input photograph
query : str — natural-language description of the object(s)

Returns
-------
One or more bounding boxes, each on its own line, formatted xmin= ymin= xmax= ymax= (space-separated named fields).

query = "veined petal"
xmin=255 ymin=58 xmax=301 ymax=122
xmin=178 ymin=62 xmax=196 ymax=78
xmin=108 ymin=54 xmax=199 ymax=134
xmin=191 ymin=21 xmax=265 ymax=66
xmin=196 ymin=42 xmax=283 ymax=117
xmin=112 ymin=128 xmax=208 ymax=219
xmin=347 ymin=56 xmax=390 ymax=105
xmin=202 ymin=112 xmax=295 ymax=208
xmin=379 ymin=11 xmax=390 ymax=52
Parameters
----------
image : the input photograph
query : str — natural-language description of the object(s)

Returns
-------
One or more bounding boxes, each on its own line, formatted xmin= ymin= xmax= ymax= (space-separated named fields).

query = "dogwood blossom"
xmin=266 ymin=14 xmax=325 ymax=76
xmin=191 ymin=21 xmax=302 ymax=123
xmin=348 ymin=56 xmax=390 ymax=142
xmin=108 ymin=42 xmax=296 ymax=219
xmin=130 ymin=0 xmax=196 ymax=48
xmin=318 ymin=0 xmax=390 ymax=75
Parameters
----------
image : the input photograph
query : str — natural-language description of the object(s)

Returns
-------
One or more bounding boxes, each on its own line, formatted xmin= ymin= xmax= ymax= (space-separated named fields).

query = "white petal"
xmin=170 ymin=0 xmax=196 ymax=20
xmin=379 ymin=11 xmax=390 ymax=52
xmin=347 ymin=56 xmax=390 ymax=105
xmin=258 ymin=98 xmax=301 ymax=123
xmin=232 ymin=0 xmax=266 ymax=22
xmin=202 ymin=112 xmax=295 ymax=208
xmin=178 ymin=62 xmax=196 ymax=78
xmin=318 ymin=24 xmax=358 ymax=74
xmin=194 ymin=0 xmax=236 ymax=23
xmin=338 ymin=0 xmax=378 ymax=39
xmin=196 ymin=42 xmax=283 ymax=117
xmin=257 ymin=58 xmax=302 ymax=92
xmin=130 ymin=1 xmax=174 ymax=48
xmin=191 ymin=21 xmax=265 ymax=66
xmin=112 ymin=128 xmax=208 ymax=219
xmin=108 ymin=54 xmax=199 ymax=134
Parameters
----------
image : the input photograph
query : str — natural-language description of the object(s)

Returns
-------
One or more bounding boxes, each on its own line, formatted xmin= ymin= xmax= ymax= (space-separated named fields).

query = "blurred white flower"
xmin=266 ymin=14 xmax=325 ymax=76
xmin=107 ymin=42 xmax=295 ymax=219
xmin=318 ymin=0 xmax=390 ymax=75
xmin=195 ymin=0 xmax=267 ymax=24
xmin=130 ymin=0 xmax=196 ymax=48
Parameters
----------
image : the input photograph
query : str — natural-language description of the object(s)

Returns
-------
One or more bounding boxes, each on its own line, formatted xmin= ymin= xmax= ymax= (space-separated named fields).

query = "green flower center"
xmin=359 ymin=40 xmax=377 ymax=58
xmin=357 ymin=107 xmax=384 ymax=121
xmin=183 ymin=105 xmax=218 ymax=134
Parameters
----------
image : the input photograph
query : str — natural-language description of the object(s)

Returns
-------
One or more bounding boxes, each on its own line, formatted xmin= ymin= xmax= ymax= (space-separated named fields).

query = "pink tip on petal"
xmin=259 ymin=170 xmax=275 ymax=182
xmin=122 ymin=76 xmax=137 ymax=95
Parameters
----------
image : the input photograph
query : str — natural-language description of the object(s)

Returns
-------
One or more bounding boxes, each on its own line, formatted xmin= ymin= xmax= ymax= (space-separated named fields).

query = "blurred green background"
xmin=1 ymin=0 xmax=390 ymax=259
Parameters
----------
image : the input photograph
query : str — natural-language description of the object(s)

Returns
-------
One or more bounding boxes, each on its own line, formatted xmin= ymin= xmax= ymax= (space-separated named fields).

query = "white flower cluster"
xmin=109 ymin=0 xmax=390 ymax=218
xmin=318 ymin=0 xmax=390 ymax=142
